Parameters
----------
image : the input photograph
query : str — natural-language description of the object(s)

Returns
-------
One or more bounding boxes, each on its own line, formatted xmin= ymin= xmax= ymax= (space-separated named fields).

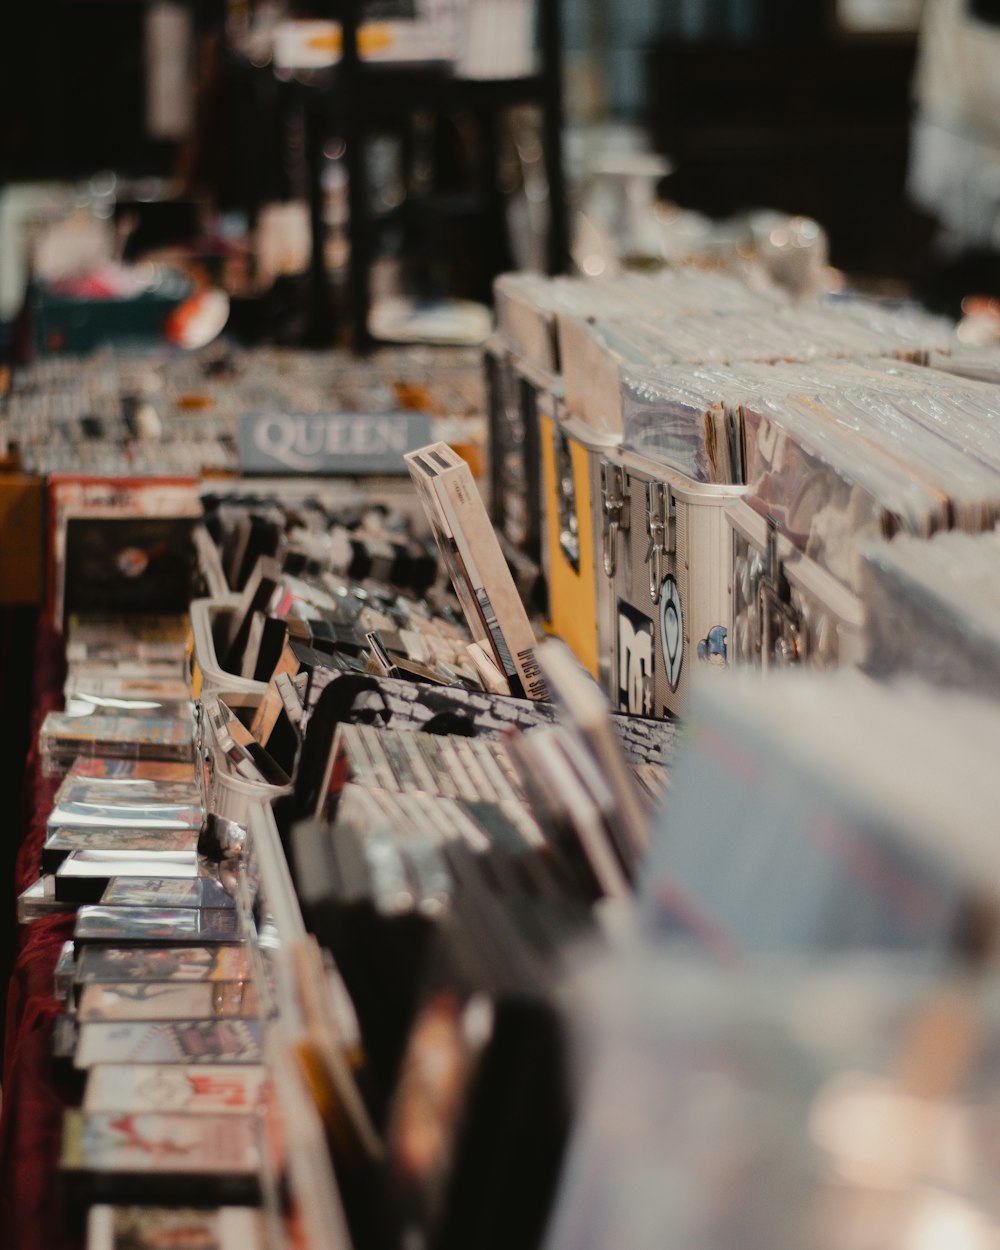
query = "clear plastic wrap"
xmin=861 ymin=529 xmax=1000 ymax=697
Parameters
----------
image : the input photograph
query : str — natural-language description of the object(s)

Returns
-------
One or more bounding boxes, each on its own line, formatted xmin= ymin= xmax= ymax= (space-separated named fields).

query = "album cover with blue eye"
xmin=63 ymin=516 xmax=199 ymax=623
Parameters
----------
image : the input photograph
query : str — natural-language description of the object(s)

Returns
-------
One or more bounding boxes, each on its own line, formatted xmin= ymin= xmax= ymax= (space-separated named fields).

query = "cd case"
xmin=99 ymin=876 xmax=235 ymax=909
xmin=76 ymin=981 xmax=256 ymax=1023
xmin=74 ymin=944 xmax=253 ymax=989
xmin=82 ymin=1064 xmax=268 ymax=1115
xmin=73 ymin=905 xmax=241 ymax=946
xmin=86 ymin=1205 xmax=264 ymax=1250
xmin=73 ymin=1019 xmax=264 ymax=1068
xmin=60 ymin=1110 xmax=260 ymax=1204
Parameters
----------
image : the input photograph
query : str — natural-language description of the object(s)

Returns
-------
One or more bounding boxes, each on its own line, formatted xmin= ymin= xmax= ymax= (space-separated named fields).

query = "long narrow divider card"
xmin=405 ymin=442 xmax=548 ymax=701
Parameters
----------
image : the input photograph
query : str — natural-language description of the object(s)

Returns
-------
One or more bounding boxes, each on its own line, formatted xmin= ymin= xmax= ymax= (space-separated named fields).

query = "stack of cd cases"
xmin=39 ymin=613 xmax=197 ymax=779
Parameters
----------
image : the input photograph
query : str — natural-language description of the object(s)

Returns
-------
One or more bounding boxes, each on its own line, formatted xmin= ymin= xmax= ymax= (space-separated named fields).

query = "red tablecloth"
xmin=0 ymin=626 xmax=80 ymax=1249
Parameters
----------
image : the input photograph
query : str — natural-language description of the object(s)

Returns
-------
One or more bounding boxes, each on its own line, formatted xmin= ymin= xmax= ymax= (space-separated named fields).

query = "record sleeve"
xmin=47 ymin=474 xmax=202 ymax=629
xmin=61 ymin=513 xmax=200 ymax=620
xmin=73 ymin=1019 xmax=264 ymax=1067
xmin=77 ymin=980 xmax=256 ymax=1023
xmin=83 ymin=1064 xmax=269 ymax=1115
xmin=86 ymin=1205 xmax=264 ymax=1250
xmin=75 ymin=944 xmax=252 ymax=987
xmin=405 ymin=441 xmax=546 ymax=701
xmin=60 ymin=1110 xmax=260 ymax=1204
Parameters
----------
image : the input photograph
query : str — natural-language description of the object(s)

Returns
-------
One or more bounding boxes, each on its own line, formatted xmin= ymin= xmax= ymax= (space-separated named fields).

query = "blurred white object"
xmin=746 ymin=210 xmax=830 ymax=299
xmin=272 ymin=19 xmax=340 ymax=70
xmin=33 ymin=210 xmax=115 ymax=285
xmin=836 ymin=0 xmax=922 ymax=32
xmin=166 ymin=288 xmax=231 ymax=350
xmin=0 ymin=183 xmax=71 ymax=321
xmin=455 ymin=0 xmax=535 ymax=79
xmin=271 ymin=2 xmax=459 ymax=71
xmin=585 ymin=151 xmax=673 ymax=261
xmin=909 ymin=0 xmax=1000 ymax=248
xmin=255 ymin=201 xmax=311 ymax=290
xmin=368 ymin=296 xmax=492 ymax=345
xmin=146 ymin=1 xmax=194 ymax=140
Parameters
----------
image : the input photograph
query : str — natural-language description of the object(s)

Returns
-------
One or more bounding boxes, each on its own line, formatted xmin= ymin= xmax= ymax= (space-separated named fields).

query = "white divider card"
xmin=238 ymin=412 xmax=434 ymax=475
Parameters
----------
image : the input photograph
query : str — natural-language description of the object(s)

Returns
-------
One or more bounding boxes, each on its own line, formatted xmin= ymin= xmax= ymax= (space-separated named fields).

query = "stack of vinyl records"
xmin=487 ymin=266 xmax=1000 ymax=711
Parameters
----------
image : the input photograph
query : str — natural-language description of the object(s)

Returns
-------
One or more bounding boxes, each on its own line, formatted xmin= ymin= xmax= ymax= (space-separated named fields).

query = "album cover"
xmin=47 ymin=474 xmax=202 ymax=628
xmin=86 ymin=1205 xmax=264 ymax=1250
xmin=83 ymin=1064 xmax=268 ymax=1116
xmin=77 ymin=980 xmax=256 ymax=1023
xmin=60 ymin=1110 xmax=260 ymax=1203
xmin=242 ymin=612 xmax=289 ymax=683
xmin=75 ymin=944 xmax=252 ymax=987
xmin=62 ymin=515 xmax=200 ymax=622
xmin=100 ymin=876 xmax=235 ymax=910
xmin=73 ymin=905 xmax=241 ymax=945
xmin=405 ymin=441 xmax=547 ymax=701
xmin=73 ymin=1019 xmax=264 ymax=1067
